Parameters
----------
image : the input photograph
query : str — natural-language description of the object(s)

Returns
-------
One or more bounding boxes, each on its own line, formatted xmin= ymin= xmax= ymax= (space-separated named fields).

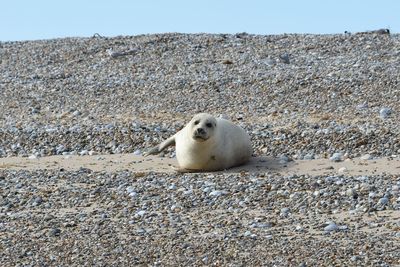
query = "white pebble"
xmin=324 ymin=222 xmax=338 ymax=232
xmin=280 ymin=207 xmax=290 ymax=217
xmin=330 ymin=152 xmax=343 ymax=162
xmin=170 ymin=205 xmax=180 ymax=212
xmin=202 ymin=187 xmax=211 ymax=193
xmin=244 ymin=231 xmax=257 ymax=238
xmin=168 ymin=184 xmax=177 ymax=190
xmin=313 ymin=190 xmax=320 ymax=197
xmin=378 ymin=197 xmax=389 ymax=206
xmin=126 ymin=186 xmax=135 ymax=194
xmin=209 ymin=190 xmax=228 ymax=197
xmin=360 ymin=154 xmax=373 ymax=160
xmin=88 ymin=150 xmax=98 ymax=156
xmin=79 ymin=150 xmax=89 ymax=156
xmin=379 ymin=107 xmax=392 ymax=119
xmin=28 ymin=154 xmax=38 ymax=160
xmin=135 ymin=210 xmax=146 ymax=217
xmin=346 ymin=188 xmax=355 ymax=197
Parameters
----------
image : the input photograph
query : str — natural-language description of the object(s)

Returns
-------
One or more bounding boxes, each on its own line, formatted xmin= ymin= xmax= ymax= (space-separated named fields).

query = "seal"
xmin=144 ymin=113 xmax=252 ymax=172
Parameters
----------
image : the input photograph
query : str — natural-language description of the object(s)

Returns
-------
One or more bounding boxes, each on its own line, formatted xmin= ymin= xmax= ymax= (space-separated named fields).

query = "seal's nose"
xmin=196 ymin=128 xmax=205 ymax=135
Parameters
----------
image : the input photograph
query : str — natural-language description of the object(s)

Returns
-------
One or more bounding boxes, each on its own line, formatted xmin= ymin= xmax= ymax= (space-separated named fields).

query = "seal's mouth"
xmin=193 ymin=134 xmax=208 ymax=142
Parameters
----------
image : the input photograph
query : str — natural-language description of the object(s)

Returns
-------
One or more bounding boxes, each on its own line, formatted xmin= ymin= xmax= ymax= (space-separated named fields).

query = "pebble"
xmin=32 ymin=196 xmax=43 ymax=206
xmin=378 ymin=197 xmax=389 ymax=206
xmin=126 ymin=186 xmax=135 ymax=194
xmin=303 ymin=153 xmax=315 ymax=160
xmin=88 ymin=150 xmax=98 ymax=156
xmin=72 ymin=110 xmax=81 ymax=117
xmin=265 ymin=235 xmax=273 ymax=240
xmin=279 ymin=53 xmax=290 ymax=64
xmin=49 ymin=228 xmax=61 ymax=237
xmin=264 ymin=58 xmax=276 ymax=66
xmin=392 ymin=185 xmax=399 ymax=193
xmin=360 ymin=154 xmax=373 ymax=160
xmin=279 ymin=155 xmax=290 ymax=164
xmin=379 ymin=107 xmax=392 ymax=119
xmin=135 ymin=210 xmax=146 ymax=217
xmin=79 ymin=150 xmax=89 ymax=156
xmin=280 ymin=207 xmax=290 ymax=217
xmin=170 ymin=205 xmax=181 ymax=212
xmin=168 ymin=184 xmax=177 ymax=190
xmin=330 ymin=153 xmax=343 ymax=162
xmin=244 ymin=231 xmax=257 ymax=238
xmin=324 ymin=222 xmax=338 ymax=232
xmin=28 ymin=154 xmax=38 ymax=160
xmin=356 ymin=103 xmax=368 ymax=110
xmin=346 ymin=188 xmax=355 ymax=197
xmin=209 ymin=190 xmax=228 ymax=197
xmin=250 ymin=222 xmax=272 ymax=228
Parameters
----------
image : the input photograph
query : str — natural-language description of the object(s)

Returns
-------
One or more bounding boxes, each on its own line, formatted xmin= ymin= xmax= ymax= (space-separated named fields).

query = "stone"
xmin=379 ymin=107 xmax=392 ymax=119
xmin=360 ymin=154 xmax=373 ymax=160
xmin=330 ymin=153 xmax=343 ymax=162
xmin=324 ymin=222 xmax=338 ymax=232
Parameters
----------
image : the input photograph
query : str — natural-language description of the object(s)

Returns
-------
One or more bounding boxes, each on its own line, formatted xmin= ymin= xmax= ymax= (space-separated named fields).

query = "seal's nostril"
xmin=197 ymin=128 xmax=205 ymax=134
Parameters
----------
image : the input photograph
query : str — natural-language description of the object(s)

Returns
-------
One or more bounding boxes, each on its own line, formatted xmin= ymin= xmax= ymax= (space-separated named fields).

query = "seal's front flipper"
xmin=143 ymin=135 xmax=176 ymax=156
xmin=143 ymin=146 xmax=161 ymax=156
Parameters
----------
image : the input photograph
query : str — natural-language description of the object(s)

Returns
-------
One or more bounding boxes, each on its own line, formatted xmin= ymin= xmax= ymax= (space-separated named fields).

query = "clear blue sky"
xmin=1 ymin=0 xmax=398 ymax=41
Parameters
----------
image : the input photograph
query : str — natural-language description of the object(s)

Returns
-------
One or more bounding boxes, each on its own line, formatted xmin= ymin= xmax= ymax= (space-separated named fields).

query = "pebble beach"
xmin=1 ymin=32 xmax=399 ymax=266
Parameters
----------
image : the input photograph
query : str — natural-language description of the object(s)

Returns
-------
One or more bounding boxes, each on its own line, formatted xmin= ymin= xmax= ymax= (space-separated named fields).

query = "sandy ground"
xmin=1 ymin=153 xmax=399 ymax=176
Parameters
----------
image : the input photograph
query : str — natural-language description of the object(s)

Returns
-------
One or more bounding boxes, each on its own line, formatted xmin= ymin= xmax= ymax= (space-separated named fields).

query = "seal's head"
xmin=189 ymin=113 xmax=217 ymax=142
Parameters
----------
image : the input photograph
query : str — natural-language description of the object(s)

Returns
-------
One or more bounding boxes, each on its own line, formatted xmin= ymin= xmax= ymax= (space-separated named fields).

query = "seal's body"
xmin=144 ymin=113 xmax=252 ymax=172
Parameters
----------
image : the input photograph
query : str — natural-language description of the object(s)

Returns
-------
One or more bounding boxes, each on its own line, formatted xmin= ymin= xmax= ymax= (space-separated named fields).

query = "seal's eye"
xmin=194 ymin=120 xmax=200 ymax=125
xmin=206 ymin=122 xmax=213 ymax=128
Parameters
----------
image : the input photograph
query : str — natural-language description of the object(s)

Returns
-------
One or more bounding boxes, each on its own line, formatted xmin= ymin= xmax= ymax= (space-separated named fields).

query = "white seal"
xmin=144 ymin=113 xmax=252 ymax=172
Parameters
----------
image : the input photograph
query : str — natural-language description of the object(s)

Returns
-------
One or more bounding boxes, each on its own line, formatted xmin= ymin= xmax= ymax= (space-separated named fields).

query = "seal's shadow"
xmin=224 ymin=156 xmax=291 ymax=173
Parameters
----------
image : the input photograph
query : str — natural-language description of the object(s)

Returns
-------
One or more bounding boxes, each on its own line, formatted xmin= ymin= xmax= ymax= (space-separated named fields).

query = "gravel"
xmin=1 ymin=32 xmax=400 ymax=265
xmin=1 ymin=32 xmax=400 ymax=159
xmin=1 ymin=169 xmax=399 ymax=266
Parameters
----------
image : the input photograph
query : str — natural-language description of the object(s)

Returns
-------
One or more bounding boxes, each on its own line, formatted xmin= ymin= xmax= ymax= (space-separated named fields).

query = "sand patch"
xmin=0 ymin=154 xmax=399 ymax=175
